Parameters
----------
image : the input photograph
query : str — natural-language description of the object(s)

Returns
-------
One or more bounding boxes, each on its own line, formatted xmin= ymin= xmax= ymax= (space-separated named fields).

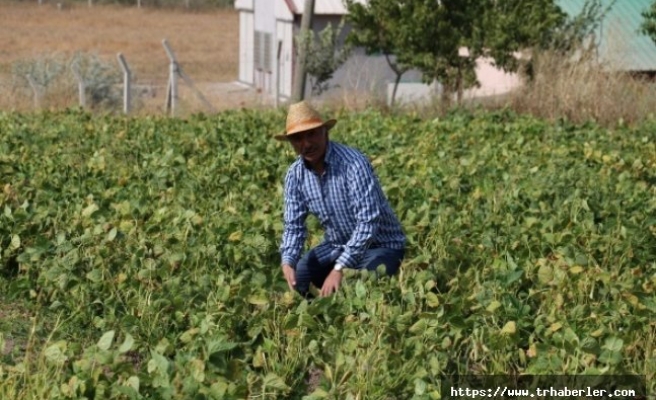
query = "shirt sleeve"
xmin=280 ymin=167 xmax=308 ymax=267
xmin=335 ymin=158 xmax=382 ymax=268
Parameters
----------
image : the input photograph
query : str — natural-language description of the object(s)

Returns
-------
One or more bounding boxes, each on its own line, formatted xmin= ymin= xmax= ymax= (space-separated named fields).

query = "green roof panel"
xmin=558 ymin=0 xmax=656 ymax=71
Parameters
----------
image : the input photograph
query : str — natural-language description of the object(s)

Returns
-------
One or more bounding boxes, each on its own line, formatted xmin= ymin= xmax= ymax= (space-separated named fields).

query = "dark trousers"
xmin=293 ymin=247 xmax=405 ymax=295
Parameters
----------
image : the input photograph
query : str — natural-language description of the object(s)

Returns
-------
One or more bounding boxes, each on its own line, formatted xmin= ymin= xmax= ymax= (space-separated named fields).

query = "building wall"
xmin=251 ymin=0 xmax=277 ymax=92
xmin=300 ymin=16 xmax=417 ymax=99
xmin=275 ymin=20 xmax=294 ymax=97
xmin=238 ymin=11 xmax=254 ymax=84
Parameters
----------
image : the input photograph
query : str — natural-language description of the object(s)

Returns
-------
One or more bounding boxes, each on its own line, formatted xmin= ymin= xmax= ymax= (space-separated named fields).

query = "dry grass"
xmin=503 ymin=52 xmax=656 ymax=127
xmin=393 ymin=51 xmax=656 ymax=128
xmin=0 ymin=1 xmax=251 ymax=113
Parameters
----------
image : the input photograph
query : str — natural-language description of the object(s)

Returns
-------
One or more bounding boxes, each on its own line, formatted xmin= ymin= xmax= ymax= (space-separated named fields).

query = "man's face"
xmin=288 ymin=126 xmax=328 ymax=165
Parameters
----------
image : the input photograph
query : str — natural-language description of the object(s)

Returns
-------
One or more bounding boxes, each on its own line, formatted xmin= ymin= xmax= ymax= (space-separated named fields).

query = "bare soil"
xmin=0 ymin=2 xmax=269 ymax=113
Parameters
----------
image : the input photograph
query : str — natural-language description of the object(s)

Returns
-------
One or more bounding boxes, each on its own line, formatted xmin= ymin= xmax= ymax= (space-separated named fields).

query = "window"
xmin=254 ymin=30 xmax=273 ymax=72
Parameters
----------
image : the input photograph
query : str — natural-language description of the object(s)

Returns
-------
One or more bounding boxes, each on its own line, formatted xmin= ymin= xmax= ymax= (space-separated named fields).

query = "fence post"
xmin=26 ymin=75 xmax=41 ymax=110
xmin=70 ymin=64 xmax=86 ymax=109
xmin=162 ymin=39 xmax=215 ymax=115
xmin=162 ymin=39 xmax=178 ymax=117
xmin=117 ymin=53 xmax=132 ymax=114
xmin=275 ymin=40 xmax=282 ymax=108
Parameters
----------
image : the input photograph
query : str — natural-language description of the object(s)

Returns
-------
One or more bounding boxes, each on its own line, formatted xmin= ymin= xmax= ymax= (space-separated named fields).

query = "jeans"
xmin=293 ymin=246 xmax=405 ymax=296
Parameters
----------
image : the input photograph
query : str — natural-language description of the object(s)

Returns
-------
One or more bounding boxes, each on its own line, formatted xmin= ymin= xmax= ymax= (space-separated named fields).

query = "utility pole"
xmin=291 ymin=0 xmax=315 ymax=103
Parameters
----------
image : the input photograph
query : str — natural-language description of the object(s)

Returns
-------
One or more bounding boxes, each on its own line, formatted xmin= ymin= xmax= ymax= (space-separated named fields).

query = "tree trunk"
xmin=384 ymin=54 xmax=406 ymax=107
xmin=292 ymin=0 xmax=316 ymax=102
xmin=456 ymin=64 xmax=463 ymax=105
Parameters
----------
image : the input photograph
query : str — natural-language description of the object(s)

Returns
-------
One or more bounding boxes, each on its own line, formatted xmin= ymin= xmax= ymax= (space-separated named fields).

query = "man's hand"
xmin=282 ymin=264 xmax=296 ymax=291
xmin=320 ymin=270 xmax=343 ymax=297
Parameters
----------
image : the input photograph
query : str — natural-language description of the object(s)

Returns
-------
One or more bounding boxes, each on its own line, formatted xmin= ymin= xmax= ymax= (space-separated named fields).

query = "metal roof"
xmin=558 ymin=0 xmax=656 ymax=71
xmin=234 ymin=0 xmax=252 ymax=10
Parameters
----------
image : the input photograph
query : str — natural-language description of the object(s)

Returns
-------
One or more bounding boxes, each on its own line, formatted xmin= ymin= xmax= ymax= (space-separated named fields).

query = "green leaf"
xmin=306 ymin=388 xmax=329 ymax=399
xmin=82 ymin=203 xmax=99 ymax=217
xmin=409 ymin=319 xmax=428 ymax=334
xmin=425 ymin=292 xmax=440 ymax=308
xmin=44 ymin=343 xmax=68 ymax=365
xmin=10 ymin=234 xmax=21 ymax=250
xmin=118 ymin=333 xmax=135 ymax=354
xmin=97 ymin=330 xmax=115 ymax=351
xmin=262 ymin=373 xmax=289 ymax=391
xmin=107 ymin=227 xmax=117 ymax=241
xmin=603 ymin=337 xmax=623 ymax=352
xmin=126 ymin=376 xmax=140 ymax=392
xmin=86 ymin=269 xmax=102 ymax=283
xmin=355 ymin=280 xmax=367 ymax=299
xmin=414 ymin=378 xmax=427 ymax=395
xmin=148 ymin=351 xmax=169 ymax=374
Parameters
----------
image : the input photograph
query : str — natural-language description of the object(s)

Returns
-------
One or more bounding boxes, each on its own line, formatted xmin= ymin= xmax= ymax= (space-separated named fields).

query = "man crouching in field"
xmin=276 ymin=101 xmax=406 ymax=298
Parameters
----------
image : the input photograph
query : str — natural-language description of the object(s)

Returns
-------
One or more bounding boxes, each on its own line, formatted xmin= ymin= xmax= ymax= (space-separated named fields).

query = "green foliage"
xmin=296 ymin=21 xmax=352 ymax=96
xmin=344 ymin=0 xmax=614 ymax=104
xmin=641 ymin=0 xmax=656 ymax=45
xmin=0 ymin=109 xmax=655 ymax=398
xmin=345 ymin=0 xmax=411 ymax=105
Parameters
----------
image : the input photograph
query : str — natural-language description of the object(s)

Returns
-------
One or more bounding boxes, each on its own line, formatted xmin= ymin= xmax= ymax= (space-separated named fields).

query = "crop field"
xmin=0 ymin=109 xmax=655 ymax=399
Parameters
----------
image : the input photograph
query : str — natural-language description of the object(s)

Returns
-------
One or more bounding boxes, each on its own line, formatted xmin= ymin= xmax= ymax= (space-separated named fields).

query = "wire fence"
xmin=6 ymin=0 xmax=235 ymax=10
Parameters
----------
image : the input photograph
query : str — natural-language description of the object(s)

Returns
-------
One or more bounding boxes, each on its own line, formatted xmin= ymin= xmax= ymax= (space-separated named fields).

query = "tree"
xmin=641 ymin=0 xmax=656 ymax=45
xmin=344 ymin=0 xmax=411 ymax=106
xmin=343 ymin=0 xmax=612 ymax=106
xmin=296 ymin=21 xmax=352 ymax=96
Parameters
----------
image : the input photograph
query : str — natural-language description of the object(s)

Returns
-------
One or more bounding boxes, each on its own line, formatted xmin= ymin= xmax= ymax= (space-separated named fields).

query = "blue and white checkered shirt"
xmin=280 ymin=141 xmax=406 ymax=268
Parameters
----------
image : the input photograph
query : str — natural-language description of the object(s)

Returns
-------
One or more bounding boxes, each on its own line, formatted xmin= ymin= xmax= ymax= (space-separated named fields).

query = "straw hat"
xmin=274 ymin=101 xmax=336 ymax=141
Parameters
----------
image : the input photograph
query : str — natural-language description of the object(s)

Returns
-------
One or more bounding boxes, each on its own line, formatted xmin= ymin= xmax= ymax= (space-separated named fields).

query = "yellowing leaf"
xmin=119 ymin=220 xmax=134 ymax=232
xmin=501 ymin=321 xmax=517 ymax=335
xmin=549 ymin=322 xmax=563 ymax=333
xmin=486 ymin=300 xmax=502 ymax=313
xmin=425 ymin=292 xmax=440 ymax=308
xmin=97 ymin=330 xmax=115 ymax=351
xmin=44 ymin=342 xmax=68 ymax=365
xmin=570 ymin=265 xmax=584 ymax=274
xmin=591 ymin=328 xmax=604 ymax=338
xmin=190 ymin=358 xmax=205 ymax=383
xmin=180 ymin=328 xmax=200 ymax=344
xmin=10 ymin=234 xmax=20 ymax=250
xmin=622 ymin=293 xmax=640 ymax=307
xmin=527 ymin=344 xmax=537 ymax=358
xmin=229 ymin=231 xmax=243 ymax=242
xmin=537 ymin=264 xmax=553 ymax=284
xmin=82 ymin=203 xmax=99 ymax=217
xmin=248 ymin=295 xmax=268 ymax=306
